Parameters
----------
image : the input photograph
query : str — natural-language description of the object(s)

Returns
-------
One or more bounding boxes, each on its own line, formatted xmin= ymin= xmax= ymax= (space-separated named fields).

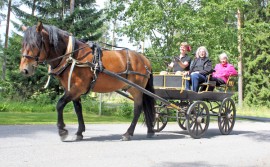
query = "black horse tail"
xmin=142 ymin=72 xmax=156 ymax=129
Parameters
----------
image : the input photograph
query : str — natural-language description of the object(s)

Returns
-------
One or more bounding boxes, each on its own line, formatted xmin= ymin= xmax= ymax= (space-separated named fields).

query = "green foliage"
xmin=12 ymin=0 xmax=103 ymax=40
xmin=242 ymin=0 xmax=270 ymax=107
xmin=106 ymin=0 xmax=244 ymax=70
xmin=106 ymin=0 xmax=270 ymax=108
xmin=0 ymin=0 xmax=104 ymax=102
xmin=115 ymin=100 xmax=133 ymax=118
xmin=0 ymin=34 xmax=61 ymax=100
xmin=0 ymin=112 xmax=131 ymax=125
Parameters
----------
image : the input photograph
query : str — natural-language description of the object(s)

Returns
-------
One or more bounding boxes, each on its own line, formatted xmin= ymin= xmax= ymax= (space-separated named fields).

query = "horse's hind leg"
xmin=72 ymin=97 xmax=85 ymax=141
xmin=56 ymin=93 xmax=71 ymax=141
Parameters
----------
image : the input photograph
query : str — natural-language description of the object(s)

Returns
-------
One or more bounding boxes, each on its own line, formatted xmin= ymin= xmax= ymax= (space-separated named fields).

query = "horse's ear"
xmin=36 ymin=21 xmax=43 ymax=32
xmin=22 ymin=26 xmax=28 ymax=31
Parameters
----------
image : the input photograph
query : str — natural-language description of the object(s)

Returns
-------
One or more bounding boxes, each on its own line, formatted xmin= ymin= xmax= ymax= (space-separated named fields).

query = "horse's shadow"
xmin=62 ymin=130 xmax=187 ymax=142
xmin=65 ymin=127 xmax=263 ymax=142
xmin=80 ymin=132 xmax=186 ymax=142
xmin=62 ymin=124 xmax=270 ymax=142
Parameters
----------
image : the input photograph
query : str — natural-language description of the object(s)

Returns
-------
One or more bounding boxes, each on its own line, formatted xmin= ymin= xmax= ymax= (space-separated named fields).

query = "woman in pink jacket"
xmin=211 ymin=53 xmax=238 ymax=87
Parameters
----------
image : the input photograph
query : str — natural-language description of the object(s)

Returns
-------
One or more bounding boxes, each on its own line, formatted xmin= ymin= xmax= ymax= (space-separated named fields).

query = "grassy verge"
xmin=0 ymin=94 xmax=135 ymax=125
xmin=0 ymin=94 xmax=269 ymax=125
xmin=236 ymin=106 xmax=270 ymax=118
xmin=0 ymin=112 xmax=131 ymax=125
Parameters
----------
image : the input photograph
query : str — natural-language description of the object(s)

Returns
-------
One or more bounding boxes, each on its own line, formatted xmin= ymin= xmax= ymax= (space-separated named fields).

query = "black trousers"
xmin=208 ymin=77 xmax=226 ymax=91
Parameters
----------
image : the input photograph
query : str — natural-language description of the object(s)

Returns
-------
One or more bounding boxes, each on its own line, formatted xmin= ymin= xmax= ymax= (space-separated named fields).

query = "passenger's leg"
xmin=191 ymin=73 xmax=206 ymax=92
xmin=185 ymin=76 xmax=191 ymax=90
xmin=208 ymin=77 xmax=226 ymax=91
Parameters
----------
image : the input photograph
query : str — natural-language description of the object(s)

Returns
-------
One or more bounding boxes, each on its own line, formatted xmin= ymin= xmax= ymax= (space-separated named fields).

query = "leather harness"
xmin=44 ymin=36 xmax=151 ymax=94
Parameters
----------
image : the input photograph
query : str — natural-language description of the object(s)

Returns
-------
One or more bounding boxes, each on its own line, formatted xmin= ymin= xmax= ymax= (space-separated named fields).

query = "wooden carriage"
xmin=152 ymin=72 xmax=237 ymax=139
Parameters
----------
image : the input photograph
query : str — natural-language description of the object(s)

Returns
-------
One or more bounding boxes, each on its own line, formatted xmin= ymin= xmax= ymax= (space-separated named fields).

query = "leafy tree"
xmin=242 ymin=0 xmax=270 ymax=107
xmin=1 ymin=0 xmax=104 ymax=101
xmin=105 ymin=0 xmax=270 ymax=107
xmin=12 ymin=0 xmax=103 ymax=40
xmin=105 ymin=0 xmax=244 ymax=69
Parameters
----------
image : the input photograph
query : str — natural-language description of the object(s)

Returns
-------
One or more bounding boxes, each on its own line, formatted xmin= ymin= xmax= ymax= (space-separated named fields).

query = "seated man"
xmin=186 ymin=46 xmax=212 ymax=92
xmin=209 ymin=53 xmax=238 ymax=90
xmin=168 ymin=42 xmax=192 ymax=74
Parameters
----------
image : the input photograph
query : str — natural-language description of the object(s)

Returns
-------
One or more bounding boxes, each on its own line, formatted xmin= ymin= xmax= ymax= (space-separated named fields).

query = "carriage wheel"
xmin=186 ymin=101 xmax=210 ymax=139
xmin=153 ymin=105 xmax=168 ymax=132
xmin=218 ymin=98 xmax=236 ymax=135
xmin=177 ymin=112 xmax=187 ymax=130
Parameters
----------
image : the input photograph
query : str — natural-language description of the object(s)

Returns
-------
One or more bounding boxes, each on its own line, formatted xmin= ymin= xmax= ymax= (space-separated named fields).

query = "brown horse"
xmin=19 ymin=22 xmax=155 ymax=141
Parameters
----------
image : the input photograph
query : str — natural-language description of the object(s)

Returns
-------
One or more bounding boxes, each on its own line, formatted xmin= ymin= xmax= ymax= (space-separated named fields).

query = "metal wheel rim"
xmin=218 ymin=98 xmax=236 ymax=135
xmin=186 ymin=101 xmax=210 ymax=139
xmin=177 ymin=112 xmax=187 ymax=130
xmin=153 ymin=106 xmax=168 ymax=132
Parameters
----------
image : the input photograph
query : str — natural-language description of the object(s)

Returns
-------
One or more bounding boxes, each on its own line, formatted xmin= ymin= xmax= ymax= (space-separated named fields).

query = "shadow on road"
xmin=242 ymin=130 xmax=270 ymax=142
xmin=153 ymin=161 xmax=226 ymax=167
xmin=78 ymin=132 xmax=186 ymax=142
xmin=1 ymin=124 xmax=269 ymax=143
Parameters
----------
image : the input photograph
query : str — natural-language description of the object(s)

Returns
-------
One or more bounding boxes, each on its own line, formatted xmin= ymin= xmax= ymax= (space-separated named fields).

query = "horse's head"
xmin=19 ymin=22 xmax=48 ymax=76
xmin=20 ymin=22 xmax=69 ymax=76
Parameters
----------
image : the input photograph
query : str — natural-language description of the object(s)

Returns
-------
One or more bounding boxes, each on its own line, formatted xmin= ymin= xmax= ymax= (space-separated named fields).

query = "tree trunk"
xmin=32 ymin=0 xmax=36 ymax=16
xmin=2 ymin=0 xmax=11 ymax=81
xmin=237 ymin=9 xmax=243 ymax=108
xmin=70 ymin=0 xmax=75 ymax=14
xmin=112 ymin=20 xmax=116 ymax=50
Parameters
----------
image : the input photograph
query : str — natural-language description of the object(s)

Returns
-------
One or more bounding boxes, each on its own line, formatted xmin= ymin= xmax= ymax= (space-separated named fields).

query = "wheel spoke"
xmin=220 ymin=117 xmax=225 ymax=124
xmin=228 ymin=117 xmax=233 ymax=124
xmin=222 ymin=119 xmax=225 ymax=130
xmin=199 ymin=123 xmax=203 ymax=131
xmin=227 ymin=119 xmax=231 ymax=131
xmin=156 ymin=120 xmax=160 ymax=129
xmin=225 ymin=119 xmax=228 ymax=132
xmin=198 ymin=104 xmax=202 ymax=116
xmin=192 ymin=122 xmax=196 ymax=133
xmin=195 ymin=123 xmax=199 ymax=136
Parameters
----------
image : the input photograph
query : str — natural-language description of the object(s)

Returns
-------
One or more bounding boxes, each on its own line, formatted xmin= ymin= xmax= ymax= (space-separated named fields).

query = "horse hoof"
xmin=147 ymin=132 xmax=155 ymax=138
xmin=121 ymin=135 xmax=131 ymax=141
xmin=73 ymin=134 xmax=83 ymax=141
xmin=59 ymin=129 xmax=68 ymax=141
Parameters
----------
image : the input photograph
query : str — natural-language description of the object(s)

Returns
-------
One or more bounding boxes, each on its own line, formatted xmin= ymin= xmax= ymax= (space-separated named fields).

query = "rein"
xmin=46 ymin=45 xmax=88 ymax=64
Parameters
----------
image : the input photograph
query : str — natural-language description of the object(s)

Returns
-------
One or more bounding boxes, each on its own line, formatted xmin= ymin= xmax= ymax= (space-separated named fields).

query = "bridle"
xmin=22 ymin=34 xmax=48 ymax=65
xmin=22 ymin=33 xmax=88 ymax=66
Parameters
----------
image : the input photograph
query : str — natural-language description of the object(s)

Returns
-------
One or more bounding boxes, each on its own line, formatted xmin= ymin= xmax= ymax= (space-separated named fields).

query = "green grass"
xmin=0 ymin=94 xmax=269 ymax=125
xmin=0 ymin=112 xmax=131 ymax=125
xmin=236 ymin=106 xmax=270 ymax=118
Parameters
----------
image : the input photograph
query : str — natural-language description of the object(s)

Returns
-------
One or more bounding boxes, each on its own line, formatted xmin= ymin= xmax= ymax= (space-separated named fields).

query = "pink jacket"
xmin=212 ymin=63 xmax=238 ymax=83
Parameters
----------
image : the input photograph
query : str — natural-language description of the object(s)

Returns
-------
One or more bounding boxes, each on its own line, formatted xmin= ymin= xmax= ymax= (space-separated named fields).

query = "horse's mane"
xmin=23 ymin=24 xmax=70 ymax=50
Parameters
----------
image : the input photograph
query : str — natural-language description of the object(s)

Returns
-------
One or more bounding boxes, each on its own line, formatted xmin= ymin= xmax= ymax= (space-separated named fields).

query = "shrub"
xmin=115 ymin=100 xmax=133 ymax=118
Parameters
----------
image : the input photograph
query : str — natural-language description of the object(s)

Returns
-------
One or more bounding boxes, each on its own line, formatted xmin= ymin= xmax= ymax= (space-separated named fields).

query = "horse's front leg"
xmin=56 ymin=94 xmax=71 ymax=141
xmin=122 ymin=101 xmax=142 ymax=141
xmin=72 ymin=97 xmax=85 ymax=141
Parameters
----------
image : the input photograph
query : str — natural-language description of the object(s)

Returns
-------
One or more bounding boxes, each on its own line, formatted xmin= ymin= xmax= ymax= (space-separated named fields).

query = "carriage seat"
xmin=199 ymin=74 xmax=216 ymax=92
xmin=154 ymin=72 xmax=189 ymax=90
xmin=199 ymin=69 xmax=216 ymax=92
xmin=216 ymin=75 xmax=236 ymax=93
xmin=200 ymin=74 xmax=236 ymax=93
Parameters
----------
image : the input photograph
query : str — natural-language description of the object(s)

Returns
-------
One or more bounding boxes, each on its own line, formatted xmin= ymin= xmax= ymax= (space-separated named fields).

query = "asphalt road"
xmin=0 ymin=120 xmax=269 ymax=167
